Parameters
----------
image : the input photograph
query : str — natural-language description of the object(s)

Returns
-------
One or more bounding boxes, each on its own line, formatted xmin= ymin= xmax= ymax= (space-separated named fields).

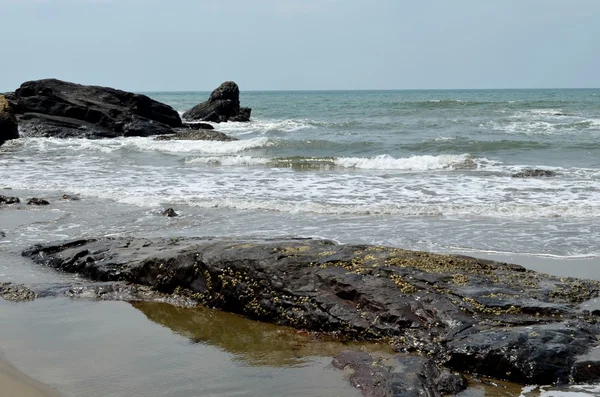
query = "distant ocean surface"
xmin=2 ymin=89 xmax=600 ymax=259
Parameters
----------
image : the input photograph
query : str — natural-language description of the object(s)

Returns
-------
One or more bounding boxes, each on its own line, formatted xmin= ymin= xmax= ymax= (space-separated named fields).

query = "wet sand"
xmin=470 ymin=252 xmax=600 ymax=281
xmin=0 ymin=357 xmax=62 ymax=397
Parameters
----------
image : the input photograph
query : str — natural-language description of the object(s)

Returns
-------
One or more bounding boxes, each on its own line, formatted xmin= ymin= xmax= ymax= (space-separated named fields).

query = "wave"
xmin=183 ymin=153 xmax=479 ymax=171
xmin=161 ymin=199 xmax=600 ymax=219
xmin=211 ymin=118 xmax=366 ymax=136
xmin=443 ymin=247 xmax=600 ymax=260
xmin=405 ymin=138 xmax=554 ymax=153
xmin=334 ymin=154 xmax=474 ymax=170
xmin=14 ymin=136 xmax=272 ymax=155
xmin=483 ymin=119 xmax=600 ymax=135
xmin=214 ymin=119 xmax=315 ymax=135
xmin=185 ymin=156 xmax=271 ymax=166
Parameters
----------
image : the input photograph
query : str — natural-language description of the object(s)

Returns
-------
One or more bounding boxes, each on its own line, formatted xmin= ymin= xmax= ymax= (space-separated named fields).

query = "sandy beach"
xmin=0 ymin=356 xmax=62 ymax=397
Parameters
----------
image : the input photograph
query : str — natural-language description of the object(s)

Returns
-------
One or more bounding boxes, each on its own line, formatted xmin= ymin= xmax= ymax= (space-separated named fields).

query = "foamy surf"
xmin=12 ymin=136 xmax=272 ymax=155
xmin=210 ymin=118 xmax=315 ymax=135
xmin=334 ymin=153 xmax=474 ymax=170
xmin=185 ymin=155 xmax=271 ymax=166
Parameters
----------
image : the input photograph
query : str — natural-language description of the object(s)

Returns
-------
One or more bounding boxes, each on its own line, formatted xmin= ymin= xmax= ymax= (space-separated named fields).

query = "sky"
xmin=1 ymin=0 xmax=599 ymax=91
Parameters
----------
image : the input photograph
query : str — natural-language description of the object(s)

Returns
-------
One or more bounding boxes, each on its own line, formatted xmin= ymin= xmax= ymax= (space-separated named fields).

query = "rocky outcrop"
xmin=162 ymin=208 xmax=178 ymax=217
xmin=182 ymin=81 xmax=251 ymax=123
xmin=21 ymin=236 xmax=600 ymax=389
xmin=27 ymin=197 xmax=49 ymax=205
xmin=181 ymin=122 xmax=214 ymax=130
xmin=512 ymin=169 xmax=557 ymax=178
xmin=0 ymin=95 xmax=19 ymax=146
xmin=5 ymin=79 xmax=182 ymax=139
xmin=0 ymin=282 xmax=36 ymax=302
xmin=154 ymin=129 xmax=238 ymax=142
xmin=0 ymin=195 xmax=20 ymax=205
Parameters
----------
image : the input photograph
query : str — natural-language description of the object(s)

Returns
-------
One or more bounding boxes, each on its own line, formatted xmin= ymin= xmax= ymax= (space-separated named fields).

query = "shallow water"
xmin=0 ymin=299 xmax=373 ymax=397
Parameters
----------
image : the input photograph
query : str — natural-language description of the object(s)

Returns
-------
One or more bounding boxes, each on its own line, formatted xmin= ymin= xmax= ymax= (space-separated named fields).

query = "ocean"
xmin=1 ymin=88 xmax=600 ymax=397
xmin=2 ymin=89 xmax=600 ymax=258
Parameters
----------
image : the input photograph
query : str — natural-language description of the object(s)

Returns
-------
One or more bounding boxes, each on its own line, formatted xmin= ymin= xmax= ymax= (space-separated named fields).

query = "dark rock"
xmin=63 ymin=281 xmax=196 ymax=305
xmin=182 ymin=81 xmax=251 ymax=123
xmin=572 ymin=352 xmax=600 ymax=383
xmin=0 ymin=231 xmax=5 ymax=238
xmin=154 ymin=129 xmax=238 ymax=142
xmin=61 ymin=194 xmax=80 ymax=201
xmin=0 ymin=95 xmax=19 ymax=146
xmin=332 ymin=351 xmax=467 ymax=396
xmin=21 ymin=237 xmax=600 ymax=386
xmin=162 ymin=208 xmax=178 ymax=217
xmin=230 ymin=107 xmax=251 ymax=122
xmin=27 ymin=197 xmax=49 ymax=205
xmin=512 ymin=169 xmax=557 ymax=178
xmin=0 ymin=195 xmax=20 ymax=204
xmin=181 ymin=122 xmax=214 ymax=130
xmin=8 ymin=280 xmax=198 ymax=306
xmin=445 ymin=321 xmax=600 ymax=384
xmin=0 ymin=282 xmax=36 ymax=302
xmin=7 ymin=79 xmax=181 ymax=139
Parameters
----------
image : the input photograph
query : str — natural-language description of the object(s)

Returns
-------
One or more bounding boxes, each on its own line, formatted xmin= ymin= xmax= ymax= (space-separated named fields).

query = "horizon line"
xmin=140 ymin=87 xmax=600 ymax=93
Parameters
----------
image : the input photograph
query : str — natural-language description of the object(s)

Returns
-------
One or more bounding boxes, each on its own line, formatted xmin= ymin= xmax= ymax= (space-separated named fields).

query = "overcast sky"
xmin=1 ymin=0 xmax=599 ymax=92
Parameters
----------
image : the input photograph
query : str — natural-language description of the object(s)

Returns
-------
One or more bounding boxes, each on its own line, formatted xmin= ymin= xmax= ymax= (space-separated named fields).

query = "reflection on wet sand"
xmin=0 ymin=357 xmax=62 ymax=397
xmin=131 ymin=301 xmax=394 ymax=367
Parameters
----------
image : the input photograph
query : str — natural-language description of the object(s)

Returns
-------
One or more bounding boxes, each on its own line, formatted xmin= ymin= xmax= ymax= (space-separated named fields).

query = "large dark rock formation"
xmin=22 ymin=236 xmax=600 ymax=392
xmin=0 ymin=95 xmax=19 ymax=146
xmin=182 ymin=81 xmax=251 ymax=122
xmin=5 ymin=79 xmax=182 ymax=139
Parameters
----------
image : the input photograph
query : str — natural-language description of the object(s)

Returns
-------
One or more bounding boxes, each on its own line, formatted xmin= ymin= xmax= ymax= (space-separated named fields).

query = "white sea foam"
xmin=15 ymin=136 xmax=271 ymax=155
xmin=185 ymin=156 xmax=271 ymax=166
xmin=127 ymin=137 xmax=271 ymax=154
xmin=334 ymin=154 xmax=472 ymax=170
xmin=210 ymin=118 xmax=315 ymax=135
xmin=485 ymin=108 xmax=600 ymax=135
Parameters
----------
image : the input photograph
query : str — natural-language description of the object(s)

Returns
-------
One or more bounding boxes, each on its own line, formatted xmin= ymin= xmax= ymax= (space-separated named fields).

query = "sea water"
xmin=1 ymin=89 xmax=600 ymax=396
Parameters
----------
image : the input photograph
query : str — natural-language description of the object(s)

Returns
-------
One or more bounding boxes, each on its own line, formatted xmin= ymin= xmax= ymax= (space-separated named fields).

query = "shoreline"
xmin=1 ymin=249 xmax=600 ymax=396
xmin=0 ymin=356 xmax=62 ymax=397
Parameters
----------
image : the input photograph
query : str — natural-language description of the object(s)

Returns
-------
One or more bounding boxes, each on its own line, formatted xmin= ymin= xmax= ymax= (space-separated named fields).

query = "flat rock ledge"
xmin=21 ymin=237 xmax=600 ymax=394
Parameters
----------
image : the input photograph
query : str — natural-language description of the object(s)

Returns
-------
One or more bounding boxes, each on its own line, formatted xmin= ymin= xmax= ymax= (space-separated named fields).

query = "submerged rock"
xmin=6 ymin=79 xmax=182 ymax=139
xmin=181 ymin=122 xmax=214 ymax=130
xmin=154 ymin=129 xmax=238 ymax=142
xmin=0 ymin=94 xmax=19 ymax=146
xmin=27 ymin=197 xmax=49 ymax=205
xmin=21 ymin=237 xmax=600 ymax=388
xmin=333 ymin=351 xmax=467 ymax=396
xmin=0 ymin=282 xmax=36 ymax=302
xmin=512 ymin=169 xmax=557 ymax=178
xmin=162 ymin=208 xmax=178 ymax=217
xmin=61 ymin=194 xmax=80 ymax=201
xmin=182 ymin=81 xmax=251 ymax=123
xmin=0 ymin=195 xmax=20 ymax=205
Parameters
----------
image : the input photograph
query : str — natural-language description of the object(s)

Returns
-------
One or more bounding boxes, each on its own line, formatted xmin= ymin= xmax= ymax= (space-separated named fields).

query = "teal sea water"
xmin=5 ymin=88 xmax=600 ymax=257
